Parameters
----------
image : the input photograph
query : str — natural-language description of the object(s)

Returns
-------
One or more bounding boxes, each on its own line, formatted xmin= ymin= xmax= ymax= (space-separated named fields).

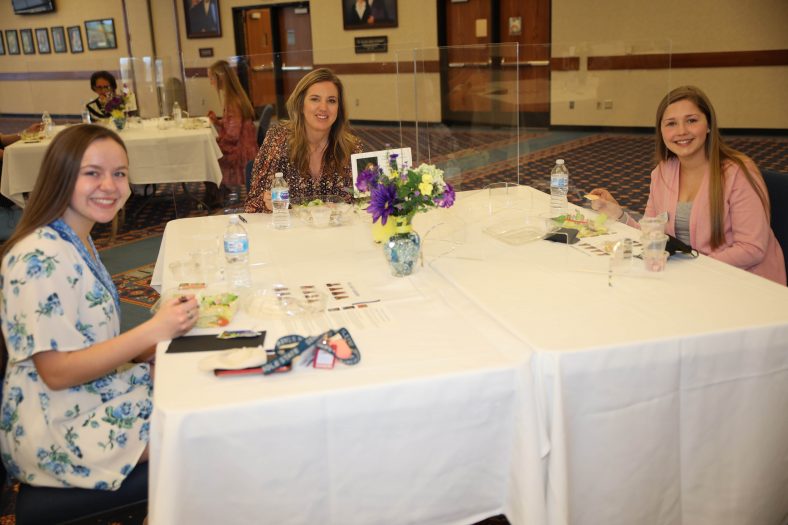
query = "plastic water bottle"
xmin=223 ymin=215 xmax=252 ymax=288
xmin=271 ymin=172 xmax=291 ymax=229
xmin=41 ymin=111 xmax=54 ymax=138
xmin=550 ymin=159 xmax=570 ymax=217
xmin=172 ymin=101 xmax=182 ymax=127
xmin=81 ymin=104 xmax=91 ymax=124
xmin=223 ymin=190 xmax=242 ymax=215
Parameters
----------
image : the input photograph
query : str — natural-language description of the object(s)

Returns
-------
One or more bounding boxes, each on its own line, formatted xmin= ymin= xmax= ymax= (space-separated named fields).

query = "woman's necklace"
xmin=308 ymin=140 xmax=328 ymax=179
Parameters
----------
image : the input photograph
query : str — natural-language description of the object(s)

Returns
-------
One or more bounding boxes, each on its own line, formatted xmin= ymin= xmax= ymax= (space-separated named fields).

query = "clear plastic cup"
xmin=644 ymin=249 xmax=669 ymax=272
xmin=639 ymin=214 xmax=668 ymax=238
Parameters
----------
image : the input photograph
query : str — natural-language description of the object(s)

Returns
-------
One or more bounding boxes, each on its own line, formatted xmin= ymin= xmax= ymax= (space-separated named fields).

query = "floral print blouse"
xmin=244 ymin=123 xmax=363 ymax=213
xmin=0 ymin=220 xmax=152 ymax=489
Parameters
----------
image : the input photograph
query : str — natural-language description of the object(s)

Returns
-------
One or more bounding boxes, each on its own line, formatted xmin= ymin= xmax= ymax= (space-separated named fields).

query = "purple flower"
xmin=104 ymin=94 xmax=125 ymax=113
xmin=436 ymin=183 xmax=455 ymax=208
xmin=366 ymin=183 xmax=398 ymax=225
xmin=356 ymin=167 xmax=379 ymax=193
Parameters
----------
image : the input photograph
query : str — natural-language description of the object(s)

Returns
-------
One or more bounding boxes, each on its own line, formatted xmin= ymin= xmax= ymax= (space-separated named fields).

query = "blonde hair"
xmin=208 ymin=59 xmax=255 ymax=121
xmin=1 ymin=125 xmax=127 ymax=259
xmin=654 ymin=85 xmax=769 ymax=249
xmin=284 ymin=68 xmax=356 ymax=176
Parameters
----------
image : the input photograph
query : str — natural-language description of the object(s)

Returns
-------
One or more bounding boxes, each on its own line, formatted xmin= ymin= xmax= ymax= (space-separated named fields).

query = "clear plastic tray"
xmin=483 ymin=213 xmax=558 ymax=245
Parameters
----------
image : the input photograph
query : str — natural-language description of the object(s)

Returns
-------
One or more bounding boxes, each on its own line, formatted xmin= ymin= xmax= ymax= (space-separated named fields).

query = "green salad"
xmin=552 ymin=212 xmax=610 ymax=238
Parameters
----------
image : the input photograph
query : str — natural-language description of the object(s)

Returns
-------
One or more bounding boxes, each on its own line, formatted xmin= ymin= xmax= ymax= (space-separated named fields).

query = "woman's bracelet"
xmin=617 ymin=209 xmax=628 ymax=223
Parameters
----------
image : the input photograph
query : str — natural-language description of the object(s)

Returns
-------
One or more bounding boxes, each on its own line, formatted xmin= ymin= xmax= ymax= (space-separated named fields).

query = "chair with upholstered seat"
xmin=762 ymin=169 xmax=788 ymax=279
xmin=257 ymin=104 xmax=274 ymax=147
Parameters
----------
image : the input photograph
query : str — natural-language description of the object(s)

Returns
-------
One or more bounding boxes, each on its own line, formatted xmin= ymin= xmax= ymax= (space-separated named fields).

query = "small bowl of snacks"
xmin=153 ymin=286 xmax=241 ymax=328
xmin=294 ymin=195 xmax=353 ymax=227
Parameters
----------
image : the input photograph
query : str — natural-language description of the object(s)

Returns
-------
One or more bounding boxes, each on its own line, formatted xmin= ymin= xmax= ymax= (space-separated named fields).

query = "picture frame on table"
xmin=35 ymin=28 xmax=50 ymax=54
xmin=6 ymin=30 xmax=20 ymax=55
xmin=350 ymin=147 xmax=412 ymax=197
xmin=20 ymin=29 xmax=35 ymax=55
xmin=67 ymin=26 xmax=83 ymax=53
xmin=184 ymin=0 xmax=222 ymax=39
xmin=85 ymin=19 xmax=117 ymax=50
xmin=343 ymin=0 xmax=398 ymax=30
xmin=51 ymin=26 xmax=67 ymax=53
xmin=0 ymin=32 xmax=5 ymax=56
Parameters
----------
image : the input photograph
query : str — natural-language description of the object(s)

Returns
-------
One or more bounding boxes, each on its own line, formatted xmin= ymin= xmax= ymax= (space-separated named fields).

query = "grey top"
xmin=675 ymin=201 xmax=693 ymax=245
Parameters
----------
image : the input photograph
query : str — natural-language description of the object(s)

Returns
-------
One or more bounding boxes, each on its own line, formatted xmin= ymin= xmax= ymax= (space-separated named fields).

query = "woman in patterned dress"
xmin=0 ymin=124 xmax=198 ymax=490
xmin=206 ymin=60 xmax=258 ymax=207
xmin=245 ymin=68 xmax=363 ymax=213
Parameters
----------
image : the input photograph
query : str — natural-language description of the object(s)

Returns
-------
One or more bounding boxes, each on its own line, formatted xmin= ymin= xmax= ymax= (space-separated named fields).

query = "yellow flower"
xmin=111 ymin=109 xmax=125 ymax=119
xmin=419 ymin=182 xmax=433 ymax=196
xmin=421 ymin=173 xmax=434 ymax=184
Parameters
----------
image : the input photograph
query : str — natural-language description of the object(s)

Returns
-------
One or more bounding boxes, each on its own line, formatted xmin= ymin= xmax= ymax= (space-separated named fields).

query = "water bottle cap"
xmin=275 ymin=172 xmax=283 ymax=178
xmin=228 ymin=214 xmax=239 ymax=223
xmin=556 ymin=159 xmax=565 ymax=165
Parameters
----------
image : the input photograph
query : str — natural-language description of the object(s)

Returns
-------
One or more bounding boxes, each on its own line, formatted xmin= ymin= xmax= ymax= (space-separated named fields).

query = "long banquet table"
xmin=0 ymin=119 xmax=223 ymax=207
xmin=150 ymin=186 xmax=788 ymax=525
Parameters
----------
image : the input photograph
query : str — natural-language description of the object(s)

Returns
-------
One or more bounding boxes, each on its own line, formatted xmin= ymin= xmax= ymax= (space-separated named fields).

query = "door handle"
xmin=252 ymin=65 xmax=271 ymax=72
xmin=501 ymin=59 xmax=550 ymax=67
xmin=281 ymin=65 xmax=314 ymax=72
xmin=448 ymin=61 xmax=491 ymax=68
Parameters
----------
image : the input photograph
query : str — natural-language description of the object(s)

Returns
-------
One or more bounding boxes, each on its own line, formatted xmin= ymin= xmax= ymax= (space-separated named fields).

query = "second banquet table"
xmin=149 ymin=187 xmax=788 ymax=525
xmin=0 ymin=118 xmax=223 ymax=207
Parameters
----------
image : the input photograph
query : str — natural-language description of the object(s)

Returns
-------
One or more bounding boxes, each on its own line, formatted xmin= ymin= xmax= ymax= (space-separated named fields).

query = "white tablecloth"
xmin=0 ymin=120 xmax=223 ymax=207
xmin=150 ymin=188 xmax=788 ymax=525
xmin=428 ymin=187 xmax=788 ymax=525
xmin=150 ymin=211 xmax=547 ymax=525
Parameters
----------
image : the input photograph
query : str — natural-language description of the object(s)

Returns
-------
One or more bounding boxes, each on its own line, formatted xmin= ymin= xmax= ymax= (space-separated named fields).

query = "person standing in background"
xmin=206 ymin=60 xmax=258 ymax=208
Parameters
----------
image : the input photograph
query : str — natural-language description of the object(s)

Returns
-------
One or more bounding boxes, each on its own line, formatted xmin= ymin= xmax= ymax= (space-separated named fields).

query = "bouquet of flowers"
xmin=103 ymin=93 xmax=128 ymax=120
xmin=356 ymin=154 xmax=456 ymax=225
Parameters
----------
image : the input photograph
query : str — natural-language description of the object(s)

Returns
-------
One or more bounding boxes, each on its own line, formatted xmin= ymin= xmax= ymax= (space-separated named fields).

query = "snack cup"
xmin=309 ymin=206 xmax=332 ymax=228
xmin=644 ymin=249 xmax=669 ymax=272
xmin=195 ymin=288 xmax=241 ymax=328
xmin=639 ymin=215 xmax=667 ymax=238
xmin=643 ymin=232 xmax=668 ymax=253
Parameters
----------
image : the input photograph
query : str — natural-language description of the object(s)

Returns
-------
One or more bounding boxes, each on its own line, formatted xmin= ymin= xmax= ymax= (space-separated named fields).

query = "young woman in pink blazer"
xmin=590 ymin=85 xmax=785 ymax=285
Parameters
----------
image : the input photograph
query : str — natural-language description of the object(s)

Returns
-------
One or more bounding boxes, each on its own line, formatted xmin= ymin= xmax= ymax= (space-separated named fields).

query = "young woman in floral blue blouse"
xmin=0 ymin=124 xmax=198 ymax=490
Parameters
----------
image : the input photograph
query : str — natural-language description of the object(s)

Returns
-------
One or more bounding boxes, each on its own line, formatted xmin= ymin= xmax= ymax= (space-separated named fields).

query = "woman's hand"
xmin=589 ymin=188 xmax=624 ymax=220
xmin=25 ymin=122 xmax=44 ymax=134
xmin=151 ymin=295 xmax=199 ymax=340
xmin=207 ymin=110 xmax=218 ymax=124
xmin=263 ymin=190 xmax=272 ymax=212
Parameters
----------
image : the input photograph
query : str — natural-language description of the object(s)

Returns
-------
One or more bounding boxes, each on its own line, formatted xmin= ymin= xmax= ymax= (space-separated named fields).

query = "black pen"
xmin=238 ymin=214 xmax=248 ymax=223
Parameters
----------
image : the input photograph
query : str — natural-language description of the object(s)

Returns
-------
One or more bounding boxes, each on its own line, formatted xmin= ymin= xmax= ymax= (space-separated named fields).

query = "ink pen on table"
xmin=238 ymin=214 xmax=248 ymax=223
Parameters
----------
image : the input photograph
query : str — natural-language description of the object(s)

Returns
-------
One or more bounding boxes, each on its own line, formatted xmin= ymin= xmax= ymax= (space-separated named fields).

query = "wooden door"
xmin=500 ymin=0 xmax=550 ymax=126
xmin=244 ymin=8 xmax=277 ymax=110
xmin=277 ymin=6 xmax=313 ymax=104
xmin=444 ymin=0 xmax=494 ymax=120
xmin=442 ymin=0 xmax=551 ymax=126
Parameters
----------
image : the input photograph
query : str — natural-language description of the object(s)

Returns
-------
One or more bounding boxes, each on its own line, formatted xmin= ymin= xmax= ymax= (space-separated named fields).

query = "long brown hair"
xmin=654 ymin=85 xmax=769 ymax=249
xmin=208 ymin=59 xmax=255 ymax=121
xmin=1 ymin=124 xmax=127 ymax=260
xmin=284 ymin=68 xmax=356 ymax=177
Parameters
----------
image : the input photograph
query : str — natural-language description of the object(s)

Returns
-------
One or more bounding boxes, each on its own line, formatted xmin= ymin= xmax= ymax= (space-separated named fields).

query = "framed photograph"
xmin=35 ymin=28 xmax=50 ymax=54
xmin=20 ymin=29 xmax=35 ymax=55
xmin=343 ymin=0 xmax=398 ymax=30
xmin=5 ymin=30 xmax=19 ymax=55
xmin=185 ymin=0 xmax=222 ymax=39
xmin=0 ymin=32 xmax=4 ymax=56
xmin=85 ymin=19 xmax=117 ymax=50
xmin=351 ymin=147 xmax=412 ymax=197
xmin=51 ymin=26 xmax=67 ymax=53
xmin=67 ymin=26 xmax=83 ymax=53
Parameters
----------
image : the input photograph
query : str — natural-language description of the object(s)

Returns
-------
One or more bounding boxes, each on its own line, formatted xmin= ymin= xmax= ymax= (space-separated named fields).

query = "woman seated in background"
xmin=590 ymin=85 xmax=785 ymax=285
xmin=0 ymin=123 xmax=44 ymax=208
xmin=245 ymin=68 xmax=362 ymax=213
xmin=85 ymin=71 xmax=118 ymax=120
xmin=0 ymin=124 xmax=198 ymax=489
xmin=205 ymin=60 xmax=258 ymax=208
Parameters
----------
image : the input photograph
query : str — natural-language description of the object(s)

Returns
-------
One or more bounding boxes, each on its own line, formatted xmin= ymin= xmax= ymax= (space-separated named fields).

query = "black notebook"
xmin=166 ymin=333 xmax=267 ymax=354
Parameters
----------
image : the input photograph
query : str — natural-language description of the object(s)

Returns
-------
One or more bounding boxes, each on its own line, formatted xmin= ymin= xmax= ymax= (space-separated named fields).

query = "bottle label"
xmin=224 ymin=237 xmax=248 ymax=254
xmin=551 ymin=175 xmax=568 ymax=188
xmin=271 ymin=189 xmax=289 ymax=201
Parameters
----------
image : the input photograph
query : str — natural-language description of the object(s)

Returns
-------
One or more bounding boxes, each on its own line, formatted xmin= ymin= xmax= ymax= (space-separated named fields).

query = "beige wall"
xmin=1 ymin=0 xmax=785 ymax=128
xmin=551 ymin=0 xmax=788 ymax=128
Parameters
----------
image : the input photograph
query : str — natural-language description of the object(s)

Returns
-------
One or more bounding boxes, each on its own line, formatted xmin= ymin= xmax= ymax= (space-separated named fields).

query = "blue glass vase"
xmin=383 ymin=215 xmax=421 ymax=277
xmin=113 ymin=116 xmax=127 ymax=131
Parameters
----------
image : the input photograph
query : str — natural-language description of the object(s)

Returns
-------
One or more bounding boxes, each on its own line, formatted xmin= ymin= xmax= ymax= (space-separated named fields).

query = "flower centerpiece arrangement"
xmin=356 ymin=154 xmax=455 ymax=276
xmin=103 ymin=93 xmax=128 ymax=130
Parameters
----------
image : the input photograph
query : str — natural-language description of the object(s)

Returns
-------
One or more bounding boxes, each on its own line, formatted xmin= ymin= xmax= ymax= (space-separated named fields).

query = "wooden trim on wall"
xmin=316 ymin=61 xmax=442 ymax=74
xmin=0 ymin=71 xmax=109 ymax=81
xmin=588 ymin=49 xmax=788 ymax=71
xmin=550 ymin=57 xmax=580 ymax=71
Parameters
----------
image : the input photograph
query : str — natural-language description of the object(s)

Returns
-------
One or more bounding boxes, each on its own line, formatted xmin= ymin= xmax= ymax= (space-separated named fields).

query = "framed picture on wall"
xmin=85 ymin=19 xmax=117 ymax=50
xmin=343 ymin=0 xmax=398 ymax=30
xmin=67 ymin=25 xmax=83 ymax=53
xmin=184 ymin=0 xmax=222 ymax=39
xmin=0 ymin=32 xmax=5 ymax=56
xmin=51 ymin=26 xmax=67 ymax=53
xmin=6 ymin=30 xmax=20 ymax=55
xmin=35 ymin=28 xmax=51 ymax=54
xmin=20 ymin=29 xmax=35 ymax=55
